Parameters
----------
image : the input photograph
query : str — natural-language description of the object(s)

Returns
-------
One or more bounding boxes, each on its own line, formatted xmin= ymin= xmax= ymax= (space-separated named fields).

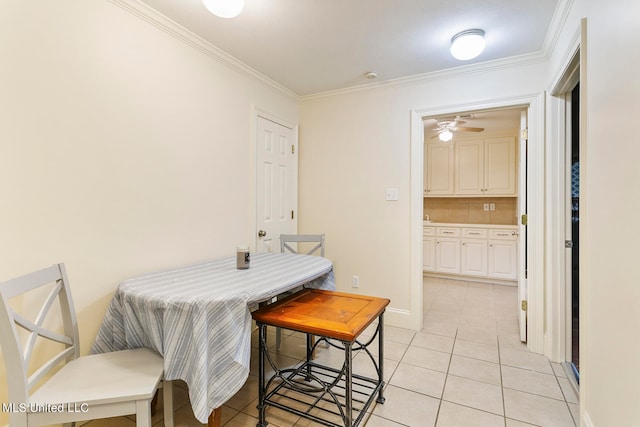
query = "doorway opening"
xmin=411 ymin=94 xmax=544 ymax=348
xmin=569 ymin=82 xmax=580 ymax=381
xmin=421 ymin=105 xmax=527 ymax=342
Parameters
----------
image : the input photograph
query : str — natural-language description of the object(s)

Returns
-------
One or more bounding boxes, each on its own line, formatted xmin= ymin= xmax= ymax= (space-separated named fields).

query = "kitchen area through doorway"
xmin=422 ymin=106 xmax=525 ymax=317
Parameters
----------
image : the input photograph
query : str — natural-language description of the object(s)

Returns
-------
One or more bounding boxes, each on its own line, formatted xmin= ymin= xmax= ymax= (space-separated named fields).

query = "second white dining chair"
xmin=277 ymin=234 xmax=326 ymax=349
xmin=279 ymin=234 xmax=325 ymax=257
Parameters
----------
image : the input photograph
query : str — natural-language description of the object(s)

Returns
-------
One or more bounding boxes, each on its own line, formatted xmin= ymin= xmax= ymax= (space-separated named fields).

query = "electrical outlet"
xmin=483 ymin=203 xmax=489 ymax=211
xmin=352 ymin=275 xmax=360 ymax=288
xmin=490 ymin=203 xmax=495 ymax=211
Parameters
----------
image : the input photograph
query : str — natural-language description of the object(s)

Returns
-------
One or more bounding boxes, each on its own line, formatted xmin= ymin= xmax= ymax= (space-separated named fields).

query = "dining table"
xmin=90 ymin=252 xmax=335 ymax=425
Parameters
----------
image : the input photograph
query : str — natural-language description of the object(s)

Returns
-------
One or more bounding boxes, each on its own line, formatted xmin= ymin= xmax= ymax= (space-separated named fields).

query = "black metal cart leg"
xmin=256 ymin=323 xmax=268 ymax=427
xmin=305 ymin=333 xmax=314 ymax=381
xmin=376 ymin=312 xmax=386 ymax=404
xmin=345 ymin=341 xmax=353 ymax=426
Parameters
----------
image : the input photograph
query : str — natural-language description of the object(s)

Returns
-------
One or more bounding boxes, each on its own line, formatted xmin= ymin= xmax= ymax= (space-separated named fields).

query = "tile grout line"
xmin=492 ymin=283 xmax=512 ymax=427
xmin=553 ymin=363 xmax=580 ymax=427
xmin=432 ymin=327 xmax=459 ymax=427
xmin=496 ymin=305 xmax=508 ymax=427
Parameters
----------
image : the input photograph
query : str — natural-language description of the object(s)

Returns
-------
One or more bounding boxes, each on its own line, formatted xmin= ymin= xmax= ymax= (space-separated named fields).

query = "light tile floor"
xmin=86 ymin=277 xmax=579 ymax=427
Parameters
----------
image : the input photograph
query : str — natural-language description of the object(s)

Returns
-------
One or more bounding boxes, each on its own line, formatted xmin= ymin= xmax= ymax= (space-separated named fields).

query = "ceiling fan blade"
xmin=453 ymin=126 xmax=484 ymax=132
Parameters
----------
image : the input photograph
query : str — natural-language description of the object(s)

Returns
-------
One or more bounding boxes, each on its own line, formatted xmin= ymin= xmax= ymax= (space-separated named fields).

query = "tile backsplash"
xmin=424 ymin=197 xmax=518 ymax=225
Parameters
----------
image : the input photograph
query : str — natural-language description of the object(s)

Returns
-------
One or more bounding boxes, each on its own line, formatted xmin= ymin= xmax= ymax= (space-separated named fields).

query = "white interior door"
xmin=517 ymin=110 xmax=528 ymax=342
xmin=255 ymin=116 xmax=297 ymax=253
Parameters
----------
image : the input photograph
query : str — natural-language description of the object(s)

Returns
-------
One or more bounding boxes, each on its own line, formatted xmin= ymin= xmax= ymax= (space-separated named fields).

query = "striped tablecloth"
xmin=90 ymin=252 xmax=335 ymax=423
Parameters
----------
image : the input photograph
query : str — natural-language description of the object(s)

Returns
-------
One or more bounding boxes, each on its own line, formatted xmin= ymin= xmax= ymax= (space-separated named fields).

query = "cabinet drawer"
xmin=462 ymin=228 xmax=488 ymax=239
xmin=437 ymin=227 xmax=460 ymax=237
xmin=489 ymin=229 xmax=518 ymax=240
xmin=423 ymin=227 xmax=436 ymax=237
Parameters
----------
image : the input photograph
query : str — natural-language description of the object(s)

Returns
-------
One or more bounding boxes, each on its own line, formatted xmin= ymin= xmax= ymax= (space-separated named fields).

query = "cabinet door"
xmin=423 ymin=237 xmax=435 ymax=271
xmin=484 ymin=137 xmax=516 ymax=195
xmin=488 ymin=240 xmax=517 ymax=280
xmin=425 ymin=142 xmax=454 ymax=196
xmin=436 ymin=237 xmax=460 ymax=274
xmin=461 ymin=239 xmax=488 ymax=277
xmin=455 ymin=140 xmax=484 ymax=195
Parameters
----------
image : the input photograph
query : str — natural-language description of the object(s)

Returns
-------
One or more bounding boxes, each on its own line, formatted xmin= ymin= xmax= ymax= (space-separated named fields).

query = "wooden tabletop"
xmin=252 ymin=289 xmax=390 ymax=342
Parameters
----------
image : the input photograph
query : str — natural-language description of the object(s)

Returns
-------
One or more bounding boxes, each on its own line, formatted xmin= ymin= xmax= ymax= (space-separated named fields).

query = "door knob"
xmin=258 ymin=230 xmax=267 ymax=238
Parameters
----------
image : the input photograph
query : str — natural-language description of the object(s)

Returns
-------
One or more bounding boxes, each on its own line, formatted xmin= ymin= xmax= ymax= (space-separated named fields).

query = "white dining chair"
xmin=277 ymin=234 xmax=326 ymax=349
xmin=280 ymin=234 xmax=325 ymax=257
xmin=0 ymin=263 xmax=174 ymax=427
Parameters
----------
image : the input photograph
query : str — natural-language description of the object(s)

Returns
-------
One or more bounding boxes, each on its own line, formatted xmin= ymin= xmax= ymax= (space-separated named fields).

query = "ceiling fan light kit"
xmin=432 ymin=115 xmax=484 ymax=141
xmin=450 ymin=29 xmax=486 ymax=60
xmin=202 ymin=0 xmax=244 ymax=18
xmin=439 ymin=130 xmax=453 ymax=142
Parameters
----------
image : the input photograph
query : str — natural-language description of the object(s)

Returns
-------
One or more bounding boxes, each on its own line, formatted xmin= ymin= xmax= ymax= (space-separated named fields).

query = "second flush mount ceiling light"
xmin=450 ymin=29 xmax=486 ymax=60
xmin=202 ymin=0 xmax=245 ymax=18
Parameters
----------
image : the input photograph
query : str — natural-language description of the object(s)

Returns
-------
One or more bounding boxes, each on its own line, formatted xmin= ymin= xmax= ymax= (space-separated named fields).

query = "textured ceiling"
xmin=137 ymin=0 xmax=561 ymax=96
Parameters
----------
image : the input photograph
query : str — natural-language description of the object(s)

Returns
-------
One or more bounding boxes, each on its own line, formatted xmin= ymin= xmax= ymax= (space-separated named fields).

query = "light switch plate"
xmin=385 ymin=188 xmax=399 ymax=201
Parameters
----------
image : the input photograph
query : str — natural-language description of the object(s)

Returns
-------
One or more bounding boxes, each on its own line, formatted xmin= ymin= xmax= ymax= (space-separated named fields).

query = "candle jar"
xmin=236 ymin=246 xmax=250 ymax=269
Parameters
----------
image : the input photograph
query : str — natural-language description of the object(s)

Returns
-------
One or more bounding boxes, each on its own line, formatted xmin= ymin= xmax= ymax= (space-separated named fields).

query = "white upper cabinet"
xmin=424 ymin=141 xmax=454 ymax=196
xmin=484 ymin=137 xmax=517 ymax=195
xmin=454 ymin=139 xmax=484 ymax=195
xmin=426 ymin=135 xmax=516 ymax=197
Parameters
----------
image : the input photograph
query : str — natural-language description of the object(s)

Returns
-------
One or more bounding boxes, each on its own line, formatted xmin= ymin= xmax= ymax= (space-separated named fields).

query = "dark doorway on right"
xmin=570 ymin=82 xmax=580 ymax=381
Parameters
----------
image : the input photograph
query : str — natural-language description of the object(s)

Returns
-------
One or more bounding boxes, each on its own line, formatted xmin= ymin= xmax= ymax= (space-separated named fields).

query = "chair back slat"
xmin=15 ymin=307 xmax=74 ymax=368
xmin=22 ymin=281 xmax=65 ymax=364
xmin=0 ymin=265 xmax=61 ymax=299
xmin=27 ymin=346 xmax=76 ymax=390
xmin=280 ymin=234 xmax=325 ymax=257
xmin=13 ymin=311 xmax=73 ymax=346
xmin=0 ymin=263 xmax=80 ymax=402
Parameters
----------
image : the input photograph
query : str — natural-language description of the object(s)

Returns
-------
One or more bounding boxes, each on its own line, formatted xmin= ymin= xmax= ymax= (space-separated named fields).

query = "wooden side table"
xmin=251 ymin=289 xmax=390 ymax=427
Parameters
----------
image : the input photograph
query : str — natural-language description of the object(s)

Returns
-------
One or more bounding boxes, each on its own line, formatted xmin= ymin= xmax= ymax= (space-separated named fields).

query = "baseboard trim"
xmin=582 ymin=411 xmax=594 ymax=427
xmin=383 ymin=307 xmax=416 ymax=330
xmin=424 ymin=272 xmax=517 ymax=287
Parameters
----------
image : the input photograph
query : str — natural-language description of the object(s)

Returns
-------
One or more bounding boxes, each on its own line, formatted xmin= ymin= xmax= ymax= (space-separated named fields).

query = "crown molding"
xmin=108 ymin=0 xmax=300 ymax=101
xmin=300 ymin=51 xmax=548 ymax=102
xmin=541 ymin=0 xmax=575 ymax=57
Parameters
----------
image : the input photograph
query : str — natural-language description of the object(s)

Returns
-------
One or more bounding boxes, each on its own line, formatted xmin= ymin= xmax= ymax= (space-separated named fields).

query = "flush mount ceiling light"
xmin=450 ymin=29 xmax=486 ymax=60
xmin=439 ymin=129 xmax=453 ymax=142
xmin=202 ymin=0 xmax=244 ymax=18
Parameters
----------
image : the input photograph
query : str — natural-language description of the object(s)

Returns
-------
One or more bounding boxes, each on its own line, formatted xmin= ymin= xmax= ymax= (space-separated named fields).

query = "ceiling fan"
xmin=431 ymin=115 xmax=484 ymax=141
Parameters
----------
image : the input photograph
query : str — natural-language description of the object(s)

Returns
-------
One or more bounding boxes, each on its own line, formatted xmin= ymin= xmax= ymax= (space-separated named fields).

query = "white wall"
xmin=298 ymin=62 xmax=548 ymax=329
xmin=0 ymin=1 xmax=299 ymax=423
xmin=548 ymin=0 xmax=640 ymax=425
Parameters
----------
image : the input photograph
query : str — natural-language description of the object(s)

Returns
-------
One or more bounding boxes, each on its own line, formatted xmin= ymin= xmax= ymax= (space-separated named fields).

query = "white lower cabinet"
xmin=423 ymin=237 xmax=435 ymax=271
xmin=488 ymin=233 xmax=518 ymax=280
xmin=461 ymin=239 xmax=488 ymax=276
xmin=436 ymin=237 xmax=460 ymax=274
xmin=423 ymin=227 xmax=436 ymax=270
xmin=424 ymin=225 xmax=517 ymax=282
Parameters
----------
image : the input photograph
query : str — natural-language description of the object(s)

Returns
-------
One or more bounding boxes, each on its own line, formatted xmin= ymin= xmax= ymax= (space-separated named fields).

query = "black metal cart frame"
xmin=256 ymin=312 xmax=386 ymax=427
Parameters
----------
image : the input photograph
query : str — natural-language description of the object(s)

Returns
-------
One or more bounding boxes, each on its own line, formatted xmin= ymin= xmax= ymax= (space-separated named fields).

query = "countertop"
xmin=423 ymin=221 xmax=518 ymax=229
